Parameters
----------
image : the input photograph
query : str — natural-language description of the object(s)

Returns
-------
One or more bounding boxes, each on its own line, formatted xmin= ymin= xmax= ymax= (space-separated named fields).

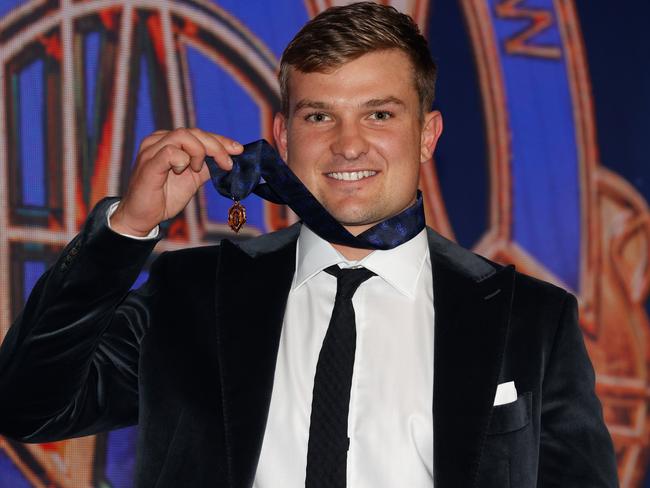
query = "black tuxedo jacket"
xmin=0 ymin=198 xmax=617 ymax=487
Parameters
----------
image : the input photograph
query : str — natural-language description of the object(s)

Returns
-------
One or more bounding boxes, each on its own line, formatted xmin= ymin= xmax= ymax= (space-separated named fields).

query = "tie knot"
xmin=324 ymin=265 xmax=375 ymax=299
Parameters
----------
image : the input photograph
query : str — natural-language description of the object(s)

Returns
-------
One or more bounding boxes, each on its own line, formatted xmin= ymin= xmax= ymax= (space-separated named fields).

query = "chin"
xmin=323 ymin=199 xmax=378 ymax=221
xmin=329 ymin=210 xmax=384 ymax=228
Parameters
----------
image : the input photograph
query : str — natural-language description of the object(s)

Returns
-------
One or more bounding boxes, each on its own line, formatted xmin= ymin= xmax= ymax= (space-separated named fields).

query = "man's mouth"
xmin=326 ymin=170 xmax=377 ymax=181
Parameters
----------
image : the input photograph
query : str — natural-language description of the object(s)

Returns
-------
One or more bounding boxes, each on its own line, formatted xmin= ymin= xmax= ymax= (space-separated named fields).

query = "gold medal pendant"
xmin=227 ymin=200 xmax=247 ymax=233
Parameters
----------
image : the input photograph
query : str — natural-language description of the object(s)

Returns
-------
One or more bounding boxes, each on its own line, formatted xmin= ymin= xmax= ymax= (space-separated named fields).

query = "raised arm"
xmin=0 ymin=128 xmax=240 ymax=442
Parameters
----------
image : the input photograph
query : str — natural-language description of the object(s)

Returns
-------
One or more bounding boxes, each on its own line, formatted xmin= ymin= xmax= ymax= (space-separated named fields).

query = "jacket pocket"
xmin=487 ymin=391 xmax=531 ymax=435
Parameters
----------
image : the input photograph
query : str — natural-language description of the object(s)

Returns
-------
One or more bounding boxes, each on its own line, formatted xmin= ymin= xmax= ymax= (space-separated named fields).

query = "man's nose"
xmin=330 ymin=121 xmax=369 ymax=160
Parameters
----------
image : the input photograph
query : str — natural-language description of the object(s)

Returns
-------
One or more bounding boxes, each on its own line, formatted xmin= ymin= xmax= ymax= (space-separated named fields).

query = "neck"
xmin=331 ymin=243 xmax=373 ymax=261
xmin=331 ymin=222 xmax=375 ymax=260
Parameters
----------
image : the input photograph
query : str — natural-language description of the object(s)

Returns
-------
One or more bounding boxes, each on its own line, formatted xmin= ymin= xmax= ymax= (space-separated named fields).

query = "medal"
xmin=227 ymin=199 xmax=246 ymax=233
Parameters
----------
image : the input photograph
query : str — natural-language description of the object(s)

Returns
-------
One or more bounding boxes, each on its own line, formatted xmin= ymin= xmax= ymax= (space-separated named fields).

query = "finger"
xmin=168 ymin=128 xmax=208 ymax=173
xmin=182 ymin=128 xmax=216 ymax=172
xmin=197 ymin=163 xmax=212 ymax=185
xmin=146 ymin=128 xmax=207 ymax=174
xmin=175 ymin=129 xmax=209 ymax=173
xmin=190 ymin=128 xmax=244 ymax=171
xmin=139 ymin=130 xmax=169 ymax=153
xmin=195 ymin=128 xmax=243 ymax=155
xmin=152 ymin=144 xmax=191 ymax=175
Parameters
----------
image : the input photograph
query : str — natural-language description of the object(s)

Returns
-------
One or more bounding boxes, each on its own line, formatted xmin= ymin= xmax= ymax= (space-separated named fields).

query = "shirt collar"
xmin=294 ymin=224 xmax=429 ymax=298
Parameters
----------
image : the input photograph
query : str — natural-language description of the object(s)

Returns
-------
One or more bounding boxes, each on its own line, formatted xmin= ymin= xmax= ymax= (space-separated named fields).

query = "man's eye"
xmin=305 ymin=113 xmax=330 ymax=122
xmin=369 ymin=111 xmax=392 ymax=121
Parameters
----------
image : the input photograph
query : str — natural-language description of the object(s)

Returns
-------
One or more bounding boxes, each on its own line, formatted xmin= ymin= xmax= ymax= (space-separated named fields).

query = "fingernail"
xmin=233 ymin=141 xmax=243 ymax=149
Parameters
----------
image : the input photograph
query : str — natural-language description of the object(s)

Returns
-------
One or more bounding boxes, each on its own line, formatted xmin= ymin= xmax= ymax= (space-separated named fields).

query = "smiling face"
xmin=273 ymin=49 xmax=442 ymax=237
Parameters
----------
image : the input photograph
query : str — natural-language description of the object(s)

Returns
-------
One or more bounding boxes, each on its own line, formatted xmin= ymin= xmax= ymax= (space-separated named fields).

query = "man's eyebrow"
xmin=362 ymin=96 xmax=405 ymax=108
xmin=294 ymin=99 xmax=331 ymax=112
xmin=293 ymin=97 xmax=405 ymax=112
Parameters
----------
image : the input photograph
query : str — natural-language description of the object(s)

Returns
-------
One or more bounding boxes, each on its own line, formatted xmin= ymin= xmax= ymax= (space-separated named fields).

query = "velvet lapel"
xmin=214 ymin=226 xmax=299 ymax=488
xmin=428 ymin=229 xmax=515 ymax=488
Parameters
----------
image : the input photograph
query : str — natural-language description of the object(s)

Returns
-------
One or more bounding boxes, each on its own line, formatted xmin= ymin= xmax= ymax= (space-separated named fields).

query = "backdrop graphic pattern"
xmin=0 ymin=0 xmax=649 ymax=486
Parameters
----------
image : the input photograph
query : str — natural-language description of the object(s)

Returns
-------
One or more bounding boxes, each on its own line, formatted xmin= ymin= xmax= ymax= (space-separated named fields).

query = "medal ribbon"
xmin=205 ymin=139 xmax=425 ymax=250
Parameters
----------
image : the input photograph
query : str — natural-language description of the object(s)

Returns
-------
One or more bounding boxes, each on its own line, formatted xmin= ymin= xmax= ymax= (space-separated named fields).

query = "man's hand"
xmin=111 ymin=128 xmax=243 ymax=237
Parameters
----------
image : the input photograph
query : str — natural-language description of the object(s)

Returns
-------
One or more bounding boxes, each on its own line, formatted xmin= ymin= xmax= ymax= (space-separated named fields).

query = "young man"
xmin=0 ymin=2 xmax=617 ymax=487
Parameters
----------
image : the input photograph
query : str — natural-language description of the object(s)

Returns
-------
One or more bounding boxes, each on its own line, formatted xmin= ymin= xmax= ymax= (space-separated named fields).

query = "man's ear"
xmin=273 ymin=112 xmax=289 ymax=160
xmin=420 ymin=110 xmax=443 ymax=163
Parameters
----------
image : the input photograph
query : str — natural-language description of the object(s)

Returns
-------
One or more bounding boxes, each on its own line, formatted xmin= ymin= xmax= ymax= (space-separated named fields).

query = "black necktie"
xmin=305 ymin=265 xmax=376 ymax=487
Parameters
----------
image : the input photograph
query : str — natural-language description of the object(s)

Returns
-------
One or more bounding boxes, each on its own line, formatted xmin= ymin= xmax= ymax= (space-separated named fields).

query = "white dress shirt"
xmin=253 ymin=225 xmax=435 ymax=488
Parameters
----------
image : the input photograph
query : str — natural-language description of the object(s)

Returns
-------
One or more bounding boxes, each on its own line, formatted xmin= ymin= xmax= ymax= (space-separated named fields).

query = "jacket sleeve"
xmin=0 ymin=197 xmax=162 ymax=442
xmin=538 ymin=292 xmax=619 ymax=487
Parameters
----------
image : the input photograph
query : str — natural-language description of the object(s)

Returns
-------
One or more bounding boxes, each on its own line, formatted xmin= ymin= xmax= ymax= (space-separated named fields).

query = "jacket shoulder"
xmin=512 ymin=269 xmax=569 ymax=298
xmin=159 ymin=222 xmax=300 ymax=269
xmin=425 ymin=227 xmax=570 ymax=297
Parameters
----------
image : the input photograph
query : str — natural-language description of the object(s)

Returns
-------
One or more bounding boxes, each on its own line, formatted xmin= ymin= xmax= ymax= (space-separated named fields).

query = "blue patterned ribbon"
xmin=205 ymin=139 xmax=425 ymax=250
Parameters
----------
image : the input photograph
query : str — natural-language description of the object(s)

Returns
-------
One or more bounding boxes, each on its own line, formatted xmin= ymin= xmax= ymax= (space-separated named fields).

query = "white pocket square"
xmin=493 ymin=381 xmax=518 ymax=406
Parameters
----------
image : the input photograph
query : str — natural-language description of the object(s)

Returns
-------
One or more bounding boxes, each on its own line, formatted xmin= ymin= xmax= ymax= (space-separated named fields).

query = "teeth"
xmin=327 ymin=170 xmax=376 ymax=181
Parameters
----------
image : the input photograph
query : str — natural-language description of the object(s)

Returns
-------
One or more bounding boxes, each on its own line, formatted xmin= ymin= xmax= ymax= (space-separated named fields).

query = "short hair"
xmin=278 ymin=1 xmax=437 ymax=116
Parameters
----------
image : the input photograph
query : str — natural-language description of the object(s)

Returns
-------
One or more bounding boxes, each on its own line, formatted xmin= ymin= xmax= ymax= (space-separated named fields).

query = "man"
xmin=0 ymin=2 xmax=617 ymax=487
